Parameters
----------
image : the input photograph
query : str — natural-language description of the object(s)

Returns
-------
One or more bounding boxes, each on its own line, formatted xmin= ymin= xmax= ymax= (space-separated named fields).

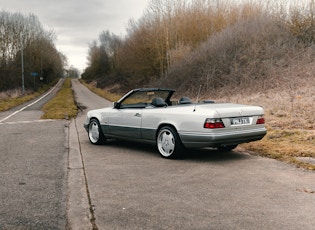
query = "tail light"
xmin=204 ymin=118 xmax=225 ymax=129
xmin=256 ymin=116 xmax=265 ymax=124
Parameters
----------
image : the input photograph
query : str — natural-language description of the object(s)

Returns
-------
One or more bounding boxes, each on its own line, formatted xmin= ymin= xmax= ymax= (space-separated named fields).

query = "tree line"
xmin=82 ymin=0 xmax=246 ymax=89
xmin=82 ymin=0 xmax=315 ymax=93
xmin=0 ymin=11 xmax=65 ymax=92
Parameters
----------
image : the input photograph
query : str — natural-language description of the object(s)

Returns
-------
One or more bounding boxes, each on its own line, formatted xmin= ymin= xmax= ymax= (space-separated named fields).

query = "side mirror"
xmin=113 ymin=102 xmax=120 ymax=109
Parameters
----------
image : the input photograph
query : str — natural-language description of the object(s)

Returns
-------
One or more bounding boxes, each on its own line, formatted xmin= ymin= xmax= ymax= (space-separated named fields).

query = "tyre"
xmin=88 ymin=119 xmax=106 ymax=145
xmin=217 ymin=144 xmax=238 ymax=152
xmin=157 ymin=126 xmax=184 ymax=159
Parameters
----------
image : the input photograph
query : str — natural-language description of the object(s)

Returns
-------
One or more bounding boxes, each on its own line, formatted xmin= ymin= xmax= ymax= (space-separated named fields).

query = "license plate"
xmin=231 ymin=117 xmax=250 ymax=125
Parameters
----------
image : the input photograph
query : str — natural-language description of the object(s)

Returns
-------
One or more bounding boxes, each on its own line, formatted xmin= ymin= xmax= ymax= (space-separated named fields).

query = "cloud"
xmin=1 ymin=0 xmax=149 ymax=70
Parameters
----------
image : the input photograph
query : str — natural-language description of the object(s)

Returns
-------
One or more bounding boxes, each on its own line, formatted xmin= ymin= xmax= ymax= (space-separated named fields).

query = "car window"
xmin=120 ymin=90 xmax=170 ymax=108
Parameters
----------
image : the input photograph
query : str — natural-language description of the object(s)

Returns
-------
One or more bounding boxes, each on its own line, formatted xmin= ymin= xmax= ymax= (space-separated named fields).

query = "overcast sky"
xmin=1 ymin=0 xmax=149 ymax=71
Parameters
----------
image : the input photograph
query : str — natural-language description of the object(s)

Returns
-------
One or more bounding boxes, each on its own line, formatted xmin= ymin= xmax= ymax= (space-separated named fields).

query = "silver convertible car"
xmin=84 ymin=88 xmax=266 ymax=158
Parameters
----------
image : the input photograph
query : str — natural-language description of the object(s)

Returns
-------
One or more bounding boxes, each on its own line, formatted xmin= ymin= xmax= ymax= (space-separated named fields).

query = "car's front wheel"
xmin=157 ymin=126 xmax=183 ymax=159
xmin=88 ymin=119 xmax=106 ymax=145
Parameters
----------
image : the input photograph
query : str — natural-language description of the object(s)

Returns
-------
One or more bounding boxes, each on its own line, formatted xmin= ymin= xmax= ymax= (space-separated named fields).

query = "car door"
xmin=108 ymin=107 xmax=142 ymax=139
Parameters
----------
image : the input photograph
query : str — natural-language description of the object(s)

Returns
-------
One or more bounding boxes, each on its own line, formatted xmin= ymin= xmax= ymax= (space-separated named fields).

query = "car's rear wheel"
xmin=88 ymin=119 xmax=106 ymax=145
xmin=157 ymin=126 xmax=183 ymax=159
xmin=217 ymin=144 xmax=238 ymax=152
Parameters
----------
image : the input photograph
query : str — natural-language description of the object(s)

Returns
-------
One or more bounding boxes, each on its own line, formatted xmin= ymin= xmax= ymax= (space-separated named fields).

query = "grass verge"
xmin=0 ymin=85 xmax=51 ymax=112
xmin=80 ymin=80 xmax=121 ymax=102
xmin=241 ymin=129 xmax=315 ymax=170
xmin=41 ymin=78 xmax=78 ymax=119
xmin=206 ymin=77 xmax=315 ymax=171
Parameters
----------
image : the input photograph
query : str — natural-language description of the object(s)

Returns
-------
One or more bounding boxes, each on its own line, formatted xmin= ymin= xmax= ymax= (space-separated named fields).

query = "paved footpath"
xmin=0 ymin=119 xmax=68 ymax=229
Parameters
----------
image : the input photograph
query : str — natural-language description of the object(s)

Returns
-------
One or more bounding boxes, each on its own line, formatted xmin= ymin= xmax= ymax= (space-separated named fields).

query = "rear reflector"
xmin=204 ymin=118 xmax=225 ymax=129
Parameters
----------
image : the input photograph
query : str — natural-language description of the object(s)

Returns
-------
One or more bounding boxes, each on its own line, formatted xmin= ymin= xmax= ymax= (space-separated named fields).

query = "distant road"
xmin=0 ymin=78 xmax=64 ymax=123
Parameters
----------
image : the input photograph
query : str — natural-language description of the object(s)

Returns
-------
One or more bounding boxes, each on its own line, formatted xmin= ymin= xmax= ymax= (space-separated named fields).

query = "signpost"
xmin=20 ymin=34 xmax=24 ymax=94
xmin=31 ymin=72 xmax=38 ymax=89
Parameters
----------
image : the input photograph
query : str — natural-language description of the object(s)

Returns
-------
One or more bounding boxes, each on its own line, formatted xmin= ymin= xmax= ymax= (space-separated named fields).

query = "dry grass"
xmin=80 ymin=80 xmax=121 ymax=102
xmin=0 ymin=89 xmax=24 ymax=99
xmin=205 ymin=60 xmax=315 ymax=170
xmin=242 ymin=129 xmax=315 ymax=170
xmin=41 ymin=78 xmax=78 ymax=119
xmin=0 ymin=87 xmax=49 ymax=112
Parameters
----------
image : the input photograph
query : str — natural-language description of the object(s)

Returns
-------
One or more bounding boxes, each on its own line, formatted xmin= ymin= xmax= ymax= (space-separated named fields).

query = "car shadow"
xmin=100 ymin=140 xmax=249 ymax=162
xmin=101 ymin=139 xmax=158 ymax=155
xmin=182 ymin=148 xmax=249 ymax=162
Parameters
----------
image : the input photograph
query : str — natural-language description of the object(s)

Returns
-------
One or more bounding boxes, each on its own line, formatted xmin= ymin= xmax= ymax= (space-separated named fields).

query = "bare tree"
xmin=0 ymin=11 xmax=65 ymax=91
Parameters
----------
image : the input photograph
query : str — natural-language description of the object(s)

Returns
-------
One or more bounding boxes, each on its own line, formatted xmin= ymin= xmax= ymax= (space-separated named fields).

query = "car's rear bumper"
xmin=179 ymin=127 xmax=267 ymax=148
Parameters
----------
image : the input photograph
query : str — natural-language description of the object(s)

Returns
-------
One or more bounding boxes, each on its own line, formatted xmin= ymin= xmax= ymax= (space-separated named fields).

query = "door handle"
xmin=134 ymin=113 xmax=141 ymax=117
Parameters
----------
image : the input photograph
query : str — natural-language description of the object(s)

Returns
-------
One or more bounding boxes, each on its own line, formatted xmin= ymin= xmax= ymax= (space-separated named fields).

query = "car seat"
xmin=151 ymin=97 xmax=167 ymax=107
xmin=179 ymin=97 xmax=192 ymax=104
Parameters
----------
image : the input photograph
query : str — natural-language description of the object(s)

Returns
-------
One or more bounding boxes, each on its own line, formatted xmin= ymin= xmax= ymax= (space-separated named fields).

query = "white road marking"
xmin=0 ymin=119 xmax=56 ymax=125
xmin=0 ymin=80 xmax=60 ymax=123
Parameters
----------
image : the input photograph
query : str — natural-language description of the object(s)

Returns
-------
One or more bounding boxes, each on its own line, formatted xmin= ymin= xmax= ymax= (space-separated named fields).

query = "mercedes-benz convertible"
xmin=84 ymin=88 xmax=266 ymax=159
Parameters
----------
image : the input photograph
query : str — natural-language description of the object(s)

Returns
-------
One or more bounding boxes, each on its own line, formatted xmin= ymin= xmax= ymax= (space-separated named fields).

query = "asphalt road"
xmin=1 ymin=79 xmax=314 ymax=229
xmin=0 ymin=79 xmax=68 ymax=229
xmin=70 ymin=79 xmax=315 ymax=230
